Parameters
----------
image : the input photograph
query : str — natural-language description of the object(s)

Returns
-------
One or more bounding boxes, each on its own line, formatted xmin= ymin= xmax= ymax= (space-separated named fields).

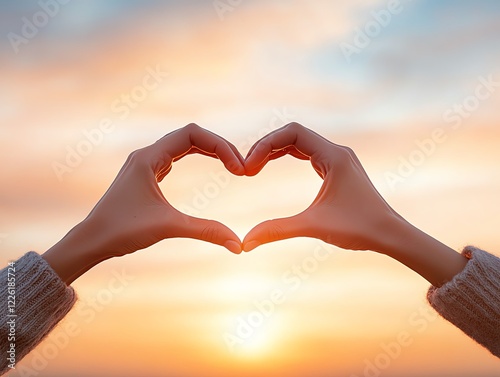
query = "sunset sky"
xmin=1 ymin=1 xmax=500 ymax=376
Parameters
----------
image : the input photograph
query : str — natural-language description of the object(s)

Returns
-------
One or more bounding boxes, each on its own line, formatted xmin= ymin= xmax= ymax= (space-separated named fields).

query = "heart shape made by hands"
xmin=46 ymin=124 xmax=402 ymax=285
xmin=158 ymin=123 xmax=395 ymax=256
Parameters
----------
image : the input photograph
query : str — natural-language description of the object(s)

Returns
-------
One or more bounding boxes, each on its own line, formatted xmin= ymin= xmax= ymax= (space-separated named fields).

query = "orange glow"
xmin=1 ymin=1 xmax=500 ymax=376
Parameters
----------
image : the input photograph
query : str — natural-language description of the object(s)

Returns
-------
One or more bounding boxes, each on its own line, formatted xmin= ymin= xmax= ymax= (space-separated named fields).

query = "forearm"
xmin=381 ymin=216 xmax=468 ymax=287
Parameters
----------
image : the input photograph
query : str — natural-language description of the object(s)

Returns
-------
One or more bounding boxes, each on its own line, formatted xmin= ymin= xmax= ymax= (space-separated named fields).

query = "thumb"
xmin=242 ymin=214 xmax=307 ymax=252
xmin=175 ymin=214 xmax=242 ymax=254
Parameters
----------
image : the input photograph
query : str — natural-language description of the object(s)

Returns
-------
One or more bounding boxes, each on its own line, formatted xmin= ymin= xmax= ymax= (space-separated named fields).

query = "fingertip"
xmin=225 ymin=240 xmax=243 ymax=254
xmin=236 ymin=163 xmax=245 ymax=176
xmin=226 ymin=159 xmax=245 ymax=176
xmin=243 ymin=240 xmax=260 ymax=252
xmin=244 ymin=156 xmax=266 ymax=176
xmin=244 ymin=167 xmax=259 ymax=177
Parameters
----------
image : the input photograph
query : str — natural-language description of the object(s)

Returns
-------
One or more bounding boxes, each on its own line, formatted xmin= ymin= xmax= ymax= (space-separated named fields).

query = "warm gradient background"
xmin=1 ymin=1 xmax=500 ymax=376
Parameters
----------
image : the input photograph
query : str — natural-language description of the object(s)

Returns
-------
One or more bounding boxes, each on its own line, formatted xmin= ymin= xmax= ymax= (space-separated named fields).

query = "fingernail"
xmin=243 ymin=240 xmax=260 ymax=252
xmin=225 ymin=240 xmax=242 ymax=254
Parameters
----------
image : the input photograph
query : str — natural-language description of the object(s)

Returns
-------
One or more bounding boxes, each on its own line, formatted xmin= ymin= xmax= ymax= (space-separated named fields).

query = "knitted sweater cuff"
xmin=427 ymin=246 xmax=500 ymax=357
xmin=0 ymin=252 xmax=77 ymax=374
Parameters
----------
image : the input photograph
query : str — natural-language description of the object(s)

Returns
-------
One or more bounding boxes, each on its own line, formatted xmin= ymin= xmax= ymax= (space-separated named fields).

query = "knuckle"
xmin=337 ymin=146 xmax=354 ymax=162
xmin=286 ymin=122 xmax=303 ymax=132
xmin=267 ymin=222 xmax=285 ymax=241
xmin=201 ymin=224 xmax=220 ymax=243
xmin=343 ymin=146 xmax=355 ymax=156
xmin=184 ymin=123 xmax=200 ymax=132
xmin=126 ymin=147 xmax=147 ymax=164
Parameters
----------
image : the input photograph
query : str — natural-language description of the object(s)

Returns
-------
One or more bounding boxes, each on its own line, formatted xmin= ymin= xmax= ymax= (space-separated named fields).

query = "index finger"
xmin=154 ymin=123 xmax=245 ymax=176
xmin=245 ymin=123 xmax=330 ymax=175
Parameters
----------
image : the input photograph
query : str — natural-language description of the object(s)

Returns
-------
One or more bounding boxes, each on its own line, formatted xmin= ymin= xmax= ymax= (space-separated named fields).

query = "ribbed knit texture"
xmin=0 ymin=252 xmax=77 ymax=375
xmin=427 ymin=246 xmax=500 ymax=357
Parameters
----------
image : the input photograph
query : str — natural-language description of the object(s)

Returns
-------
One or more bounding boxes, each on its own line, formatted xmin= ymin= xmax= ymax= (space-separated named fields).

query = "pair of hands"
xmin=82 ymin=123 xmax=399 ymax=256
xmin=44 ymin=123 xmax=467 ymax=287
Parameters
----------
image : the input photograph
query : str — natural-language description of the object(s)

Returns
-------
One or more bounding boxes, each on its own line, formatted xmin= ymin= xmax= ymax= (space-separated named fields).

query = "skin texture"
xmin=43 ymin=124 xmax=245 ymax=284
xmin=242 ymin=123 xmax=468 ymax=287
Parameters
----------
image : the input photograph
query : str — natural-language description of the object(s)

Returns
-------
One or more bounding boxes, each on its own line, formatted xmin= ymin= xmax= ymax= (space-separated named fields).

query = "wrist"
xmin=376 ymin=216 xmax=468 ymax=287
xmin=42 ymin=219 xmax=110 ymax=285
xmin=368 ymin=213 xmax=412 ymax=256
xmin=377 ymin=215 xmax=419 ymax=257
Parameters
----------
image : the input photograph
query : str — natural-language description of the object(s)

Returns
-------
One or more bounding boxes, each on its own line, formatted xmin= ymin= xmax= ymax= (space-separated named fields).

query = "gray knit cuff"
xmin=0 ymin=252 xmax=77 ymax=374
xmin=427 ymin=246 xmax=500 ymax=357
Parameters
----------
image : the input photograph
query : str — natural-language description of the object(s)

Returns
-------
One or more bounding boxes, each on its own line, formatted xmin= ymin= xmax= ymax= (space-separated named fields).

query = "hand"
xmin=43 ymin=124 xmax=245 ymax=284
xmin=242 ymin=123 xmax=468 ymax=287
xmin=243 ymin=122 xmax=400 ymax=253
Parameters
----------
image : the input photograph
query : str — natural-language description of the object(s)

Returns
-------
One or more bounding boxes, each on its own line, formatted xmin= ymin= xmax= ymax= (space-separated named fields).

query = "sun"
xmin=234 ymin=327 xmax=275 ymax=359
xmin=222 ymin=317 xmax=281 ymax=362
xmin=210 ymin=274 xmax=285 ymax=360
